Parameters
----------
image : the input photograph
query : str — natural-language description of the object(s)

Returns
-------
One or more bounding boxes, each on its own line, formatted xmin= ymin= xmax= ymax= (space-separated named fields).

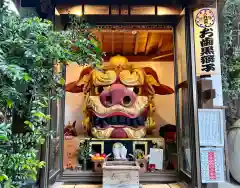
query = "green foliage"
xmin=0 ymin=0 xmax=103 ymax=187
xmin=220 ymin=0 xmax=240 ymax=123
xmin=0 ymin=123 xmax=11 ymax=143
xmin=78 ymin=139 xmax=91 ymax=161
xmin=221 ymin=0 xmax=240 ymax=99
xmin=64 ymin=15 xmax=103 ymax=68
xmin=0 ymin=122 xmax=12 ymax=187
xmin=0 ymin=149 xmax=45 ymax=187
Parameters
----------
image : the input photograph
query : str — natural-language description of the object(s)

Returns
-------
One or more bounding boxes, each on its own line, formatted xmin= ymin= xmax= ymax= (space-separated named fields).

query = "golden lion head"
xmin=66 ymin=55 xmax=174 ymax=139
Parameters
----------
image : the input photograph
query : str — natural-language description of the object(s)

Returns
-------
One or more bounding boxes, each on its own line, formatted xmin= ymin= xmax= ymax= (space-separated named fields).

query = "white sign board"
xmin=198 ymin=109 xmax=224 ymax=147
xmin=193 ymin=8 xmax=221 ymax=76
xmin=200 ymin=147 xmax=225 ymax=183
xmin=149 ymin=148 xmax=163 ymax=170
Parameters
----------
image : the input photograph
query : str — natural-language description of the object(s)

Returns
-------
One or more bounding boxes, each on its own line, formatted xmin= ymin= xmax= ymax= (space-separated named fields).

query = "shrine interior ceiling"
xmin=92 ymin=29 xmax=174 ymax=62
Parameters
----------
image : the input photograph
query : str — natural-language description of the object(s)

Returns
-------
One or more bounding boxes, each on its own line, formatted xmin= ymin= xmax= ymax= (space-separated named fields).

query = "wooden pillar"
xmin=197 ymin=78 xmax=216 ymax=109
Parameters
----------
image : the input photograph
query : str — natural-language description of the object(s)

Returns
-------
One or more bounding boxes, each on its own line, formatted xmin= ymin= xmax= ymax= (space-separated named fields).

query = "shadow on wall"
xmin=153 ymin=113 xmax=169 ymax=136
xmin=64 ymin=63 xmax=85 ymax=134
xmin=64 ymin=62 xmax=176 ymax=133
xmin=65 ymin=92 xmax=85 ymax=134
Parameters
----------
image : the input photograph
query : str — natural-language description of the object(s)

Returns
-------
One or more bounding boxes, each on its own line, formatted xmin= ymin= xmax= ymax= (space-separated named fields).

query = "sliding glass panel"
xmin=176 ymin=9 xmax=192 ymax=176
xmin=175 ymin=8 xmax=201 ymax=187
xmin=47 ymin=65 xmax=63 ymax=186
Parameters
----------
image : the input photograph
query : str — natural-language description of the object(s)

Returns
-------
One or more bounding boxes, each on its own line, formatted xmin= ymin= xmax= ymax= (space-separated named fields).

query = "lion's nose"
xmin=100 ymin=84 xmax=136 ymax=107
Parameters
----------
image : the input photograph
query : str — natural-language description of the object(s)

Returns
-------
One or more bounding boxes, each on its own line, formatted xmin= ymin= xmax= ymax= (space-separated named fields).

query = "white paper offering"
xmin=149 ymin=148 xmax=163 ymax=170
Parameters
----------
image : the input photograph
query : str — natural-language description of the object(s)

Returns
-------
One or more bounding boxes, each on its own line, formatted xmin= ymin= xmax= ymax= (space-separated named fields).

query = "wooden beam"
xmin=122 ymin=33 xmax=126 ymax=55
xmin=162 ymin=41 xmax=171 ymax=52
xmin=111 ymin=32 xmax=115 ymax=54
xmin=103 ymin=55 xmax=174 ymax=62
xmin=60 ymin=14 xmax=178 ymax=26
xmin=163 ymin=35 xmax=173 ymax=52
xmin=144 ymin=32 xmax=152 ymax=55
xmin=98 ymin=33 xmax=103 ymax=51
xmin=91 ymin=29 xmax=173 ymax=33
xmin=157 ymin=36 xmax=164 ymax=50
xmin=152 ymin=52 xmax=173 ymax=60
xmin=134 ymin=32 xmax=139 ymax=55
xmin=157 ymin=33 xmax=173 ymax=54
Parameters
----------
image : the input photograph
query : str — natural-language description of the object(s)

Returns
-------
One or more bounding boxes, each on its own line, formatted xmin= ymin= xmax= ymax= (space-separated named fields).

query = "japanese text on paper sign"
xmin=195 ymin=8 xmax=216 ymax=74
xmin=200 ymin=28 xmax=215 ymax=72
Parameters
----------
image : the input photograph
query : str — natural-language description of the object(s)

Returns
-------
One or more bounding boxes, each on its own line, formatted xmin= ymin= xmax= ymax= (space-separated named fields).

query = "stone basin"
xmin=102 ymin=161 xmax=140 ymax=188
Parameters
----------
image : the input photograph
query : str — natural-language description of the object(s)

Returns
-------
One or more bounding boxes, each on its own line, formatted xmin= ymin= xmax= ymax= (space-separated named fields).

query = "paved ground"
xmin=51 ymin=181 xmax=240 ymax=188
xmin=230 ymin=179 xmax=240 ymax=188
xmin=51 ymin=183 xmax=181 ymax=188
xmin=218 ymin=182 xmax=236 ymax=188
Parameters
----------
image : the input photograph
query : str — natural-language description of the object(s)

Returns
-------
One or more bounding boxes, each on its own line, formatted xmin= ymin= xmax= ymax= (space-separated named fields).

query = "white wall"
xmin=65 ymin=64 xmax=85 ymax=134
xmin=64 ymin=61 xmax=176 ymax=133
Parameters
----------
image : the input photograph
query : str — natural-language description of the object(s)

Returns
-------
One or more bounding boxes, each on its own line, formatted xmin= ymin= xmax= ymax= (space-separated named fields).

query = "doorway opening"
xmin=63 ymin=26 xmax=180 ymax=182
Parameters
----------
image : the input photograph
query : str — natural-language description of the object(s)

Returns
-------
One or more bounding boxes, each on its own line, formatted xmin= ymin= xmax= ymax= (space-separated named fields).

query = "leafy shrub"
xmin=0 ymin=0 xmax=103 ymax=187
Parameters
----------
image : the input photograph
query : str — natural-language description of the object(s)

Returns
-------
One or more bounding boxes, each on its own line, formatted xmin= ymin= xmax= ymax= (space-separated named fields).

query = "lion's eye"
xmin=133 ymin=87 xmax=141 ymax=95
xmin=95 ymin=86 xmax=104 ymax=95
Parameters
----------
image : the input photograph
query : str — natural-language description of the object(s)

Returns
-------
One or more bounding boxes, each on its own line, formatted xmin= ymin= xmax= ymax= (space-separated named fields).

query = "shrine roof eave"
xmin=21 ymin=0 xmax=226 ymax=8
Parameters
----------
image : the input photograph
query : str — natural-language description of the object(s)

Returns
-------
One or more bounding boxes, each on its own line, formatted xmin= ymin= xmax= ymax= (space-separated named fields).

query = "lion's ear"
xmin=153 ymin=84 xmax=174 ymax=95
xmin=143 ymin=67 xmax=174 ymax=95
xmin=65 ymin=81 xmax=84 ymax=93
xmin=65 ymin=67 xmax=93 ymax=93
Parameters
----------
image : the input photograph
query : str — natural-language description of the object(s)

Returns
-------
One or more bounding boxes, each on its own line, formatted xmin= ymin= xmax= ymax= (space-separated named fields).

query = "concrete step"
xmin=51 ymin=184 xmax=181 ymax=188
xmin=52 ymin=182 xmax=240 ymax=188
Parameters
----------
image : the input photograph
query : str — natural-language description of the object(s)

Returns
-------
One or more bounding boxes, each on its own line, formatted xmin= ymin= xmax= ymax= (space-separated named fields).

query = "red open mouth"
xmin=92 ymin=114 xmax=146 ymax=129
xmin=90 ymin=108 xmax=149 ymax=138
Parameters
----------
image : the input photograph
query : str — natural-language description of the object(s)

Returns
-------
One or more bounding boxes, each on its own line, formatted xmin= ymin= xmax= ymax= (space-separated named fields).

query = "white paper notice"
xmin=200 ymin=147 xmax=225 ymax=183
xmin=198 ymin=109 xmax=224 ymax=147
xmin=149 ymin=148 xmax=163 ymax=170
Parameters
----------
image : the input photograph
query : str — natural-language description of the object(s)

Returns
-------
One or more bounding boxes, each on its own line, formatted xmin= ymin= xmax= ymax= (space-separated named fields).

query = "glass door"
xmin=48 ymin=98 xmax=61 ymax=184
xmin=47 ymin=64 xmax=65 ymax=187
xmin=174 ymin=8 xmax=201 ymax=188
xmin=39 ymin=64 xmax=63 ymax=188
